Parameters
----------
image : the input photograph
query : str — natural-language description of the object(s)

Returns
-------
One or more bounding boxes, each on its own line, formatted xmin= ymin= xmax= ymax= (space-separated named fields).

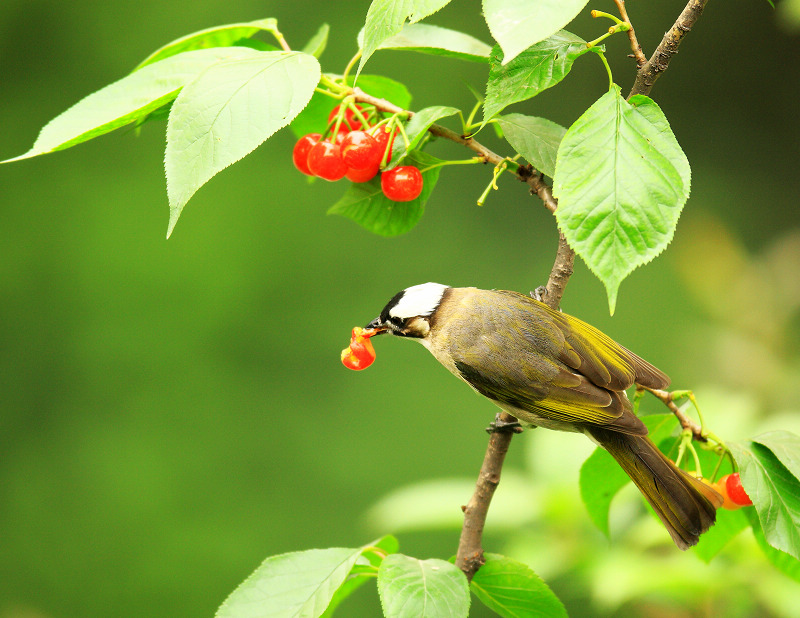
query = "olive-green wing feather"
xmin=494 ymin=290 xmax=670 ymax=391
xmin=448 ymin=291 xmax=647 ymax=433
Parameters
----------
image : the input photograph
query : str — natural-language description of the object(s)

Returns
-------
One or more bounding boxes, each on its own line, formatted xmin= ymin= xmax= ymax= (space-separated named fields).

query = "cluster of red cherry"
xmin=292 ymin=104 xmax=423 ymax=202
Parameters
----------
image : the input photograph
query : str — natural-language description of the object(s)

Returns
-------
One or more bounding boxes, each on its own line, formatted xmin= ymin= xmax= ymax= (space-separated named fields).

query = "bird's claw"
xmin=530 ymin=286 xmax=547 ymax=302
xmin=485 ymin=413 xmax=523 ymax=434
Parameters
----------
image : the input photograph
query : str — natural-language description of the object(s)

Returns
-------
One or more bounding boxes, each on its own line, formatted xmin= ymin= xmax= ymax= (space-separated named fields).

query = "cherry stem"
xmin=341 ymin=50 xmax=362 ymax=83
xmin=419 ymin=157 xmax=483 ymax=173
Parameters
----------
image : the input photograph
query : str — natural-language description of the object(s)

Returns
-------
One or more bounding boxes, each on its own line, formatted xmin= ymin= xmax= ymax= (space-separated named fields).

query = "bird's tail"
xmin=585 ymin=426 xmax=723 ymax=550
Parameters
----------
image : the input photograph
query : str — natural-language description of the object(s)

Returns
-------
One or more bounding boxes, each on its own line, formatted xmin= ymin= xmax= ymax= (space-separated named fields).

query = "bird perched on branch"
xmin=363 ymin=283 xmax=722 ymax=549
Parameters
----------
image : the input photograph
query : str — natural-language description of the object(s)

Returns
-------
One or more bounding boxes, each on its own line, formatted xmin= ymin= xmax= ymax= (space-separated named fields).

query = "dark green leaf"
xmin=215 ymin=547 xmax=364 ymax=618
xmin=358 ymin=23 xmax=491 ymax=62
xmin=3 ymin=48 xmax=260 ymax=165
xmin=729 ymin=440 xmax=800 ymax=559
xmin=495 ymin=114 xmax=566 ymax=177
xmin=471 ymin=553 xmax=566 ymax=618
xmin=358 ymin=0 xmax=454 ymax=77
xmin=328 ymin=150 xmax=442 ymax=236
xmin=693 ymin=508 xmax=749 ymax=563
xmin=290 ymin=74 xmax=412 ymax=139
xmin=746 ymin=507 xmax=800 ymax=583
xmin=165 ymin=51 xmax=320 ymax=237
xmin=483 ymin=0 xmax=590 ymax=64
xmin=134 ymin=18 xmax=279 ymax=70
xmin=389 ymin=105 xmax=459 ymax=167
xmin=483 ymin=32 xmax=596 ymax=121
xmin=378 ymin=554 xmax=469 ymax=617
xmin=553 ymin=86 xmax=691 ymax=314
xmin=302 ymin=23 xmax=330 ymax=59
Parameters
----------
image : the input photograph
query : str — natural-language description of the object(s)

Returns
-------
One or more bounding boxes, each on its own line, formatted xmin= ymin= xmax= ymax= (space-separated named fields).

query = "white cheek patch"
xmin=389 ymin=282 xmax=448 ymax=319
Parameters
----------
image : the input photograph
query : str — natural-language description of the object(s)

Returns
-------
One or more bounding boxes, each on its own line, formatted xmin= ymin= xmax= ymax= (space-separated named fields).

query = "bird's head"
xmin=366 ymin=282 xmax=450 ymax=340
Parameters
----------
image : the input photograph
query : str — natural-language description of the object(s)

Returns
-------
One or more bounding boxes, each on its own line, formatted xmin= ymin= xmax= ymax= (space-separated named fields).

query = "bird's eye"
xmin=390 ymin=316 xmax=404 ymax=328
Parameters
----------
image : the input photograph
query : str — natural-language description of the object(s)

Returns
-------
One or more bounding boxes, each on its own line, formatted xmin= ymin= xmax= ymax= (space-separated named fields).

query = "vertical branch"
xmin=614 ymin=0 xmax=648 ymax=66
xmin=628 ymin=0 xmax=710 ymax=98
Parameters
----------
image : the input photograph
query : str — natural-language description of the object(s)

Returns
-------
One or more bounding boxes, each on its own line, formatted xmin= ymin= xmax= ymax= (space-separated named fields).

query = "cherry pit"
xmin=292 ymin=103 xmax=422 ymax=202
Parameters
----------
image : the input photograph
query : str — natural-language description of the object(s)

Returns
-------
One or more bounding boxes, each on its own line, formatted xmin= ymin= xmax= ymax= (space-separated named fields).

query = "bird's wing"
xmin=493 ymin=290 xmax=670 ymax=391
xmin=448 ymin=292 xmax=647 ymax=433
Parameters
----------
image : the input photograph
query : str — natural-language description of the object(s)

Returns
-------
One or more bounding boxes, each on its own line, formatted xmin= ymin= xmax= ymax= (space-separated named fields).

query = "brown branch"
xmin=628 ymin=0 xmax=709 ymax=98
xmin=613 ymin=0 xmax=647 ymax=66
xmin=545 ymin=232 xmax=575 ymax=306
xmin=639 ymin=386 xmax=705 ymax=441
xmin=454 ymin=420 xmax=515 ymax=579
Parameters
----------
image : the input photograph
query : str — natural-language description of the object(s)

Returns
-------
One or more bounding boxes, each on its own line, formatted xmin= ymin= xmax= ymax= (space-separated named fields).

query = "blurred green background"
xmin=2 ymin=1 xmax=800 ymax=616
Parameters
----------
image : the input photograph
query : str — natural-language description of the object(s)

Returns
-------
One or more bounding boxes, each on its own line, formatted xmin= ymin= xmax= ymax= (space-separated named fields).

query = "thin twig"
xmin=613 ymin=0 xmax=647 ymax=66
xmin=628 ymin=0 xmax=710 ymax=98
xmin=351 ymin=89 xmax=551 ymax=207
xmin=638 ymin=386 xmax=705 ymax=441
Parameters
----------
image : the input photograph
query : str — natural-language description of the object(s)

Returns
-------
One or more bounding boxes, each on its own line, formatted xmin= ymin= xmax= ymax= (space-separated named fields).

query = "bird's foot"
xmin=485 ymin=413 xmax=523 ymax=434
xmin=530 ymin=286 xmax=547 ymax=302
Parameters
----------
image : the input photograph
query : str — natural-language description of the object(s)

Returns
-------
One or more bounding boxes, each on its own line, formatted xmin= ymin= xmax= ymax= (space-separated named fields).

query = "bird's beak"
xmin=365 ymin=317 xmax=387 ymax=334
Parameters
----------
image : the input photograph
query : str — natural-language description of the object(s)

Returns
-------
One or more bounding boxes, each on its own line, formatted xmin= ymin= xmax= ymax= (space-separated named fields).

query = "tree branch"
xmin=639 ymin=386 xmax=706 ymax=442
xmin=352 ymin=88 xmax=550 ymax=206
xmin=613 ymin=0 xmax=647 ymax=66
xmin=628 ymin=0 xmax=710 ymax=98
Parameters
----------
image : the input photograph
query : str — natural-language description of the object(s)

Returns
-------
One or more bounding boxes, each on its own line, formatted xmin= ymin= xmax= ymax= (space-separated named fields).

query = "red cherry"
xmin=329 ymin=104 xmax=368 ymax=131
xmin=292 ymin=133 xmax=321 ymax=176
xmin=724 ymin=473 xmax=753 ymax=506
xmin=341 ymin=131 xmax=381 ymax=170
xmin=332 ymin=127 xmax=349 ymax=144
xmin=381 ymin=166 xmax=423 ymax=202
xmin=371 ymin=126 xmax=397 ymax=165
xmin=341 ymin=327 xmax=378 ymax=370
xmin=306 ymin=139 xmax=347 ymax=181
xmin=345 ymin=163 xmax=380 ymax=183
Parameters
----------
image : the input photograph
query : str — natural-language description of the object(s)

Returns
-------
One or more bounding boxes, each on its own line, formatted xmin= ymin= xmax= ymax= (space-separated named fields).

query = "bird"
xmin=364 ymin=282 xmax=722 ymax=549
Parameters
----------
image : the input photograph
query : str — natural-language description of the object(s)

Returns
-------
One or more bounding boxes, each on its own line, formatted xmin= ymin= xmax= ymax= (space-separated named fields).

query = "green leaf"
xmin=746 ymin=508 xmax=800 ymax=583
xmin=165 ymin=51 xmax=321 ymax=237
xmin=692 ymin=508 xmax=750 ymax=563
xmin=389 ymin=105 xmax=459 ymax=167
xmin=358 ymin=23 xmax=492 ymax=62
xmin=483 ymin=0 xmax=591 ymax=64
xmin=2 ymin=48 xmax=260 ymax=164
xmin=134 ymin=18 xmax=279 ymax=70
xmin=321 ymin=536 xmax=399 ymax=618
xmin=483 ymin=32 xmax=597 ymax=121
xmin=470 ymin=553 xmax=566 ymax=618
xmin=378 ymin=554 xmax=469 ymax=617
xmin=579 ymin=447 xmax=629 ymax=537
xmin=290 ymin=74 xmax=412 ymax=139
xmin=302 ymin=23 xmax=330 ymax=59
xmin=215 ymin=546 xmax=364 ymax=618
xmin=354 ymin=75 xmax=413 ymax=110
xmin=495 ymin=114 xmax=566 ymax=177
xmin=729 ymin=439 xmax=800 ymax=560
xmin=358 ymin=0 xmax=454 ymax=77
xmin=753 ymin=430 xmax=800 ymax=480
xmin=553 ymin=86 xmax=691 ymax=314
xmin=580 ymin=414 xmax=680 ymax=536
xmin=328 ymin=150 xmax=442 ymax=236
